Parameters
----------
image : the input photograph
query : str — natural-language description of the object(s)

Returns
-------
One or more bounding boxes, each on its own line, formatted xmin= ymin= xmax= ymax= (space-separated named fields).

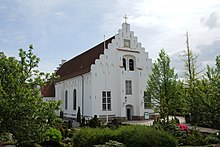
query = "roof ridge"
xmin=55 ymin=35 xmax=115 ymax=81
xmin=63 ymin=35 xmax=115 ymax=67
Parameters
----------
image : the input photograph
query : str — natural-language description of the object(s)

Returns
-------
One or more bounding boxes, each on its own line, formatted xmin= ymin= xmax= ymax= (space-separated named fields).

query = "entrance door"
xmin=127 ymin=108 xmax=131 ymax=120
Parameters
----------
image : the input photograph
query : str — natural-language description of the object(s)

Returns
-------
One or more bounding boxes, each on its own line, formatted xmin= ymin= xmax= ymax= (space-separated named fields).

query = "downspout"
xmin=81 ymin=75 xmax=84 ymax=117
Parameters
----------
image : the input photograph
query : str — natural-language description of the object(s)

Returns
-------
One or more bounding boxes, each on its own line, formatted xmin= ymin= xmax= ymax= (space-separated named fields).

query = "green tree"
xmin=146 ymin=49 xmax=178 ymax=125
xmin=196 ymin=55 xmax=220 ymax=128
xmin=0 ymin=45 xmax=61 ymax=145
xmin=180 ymin=32 xmax=203 ymax=124
xmin=169 ymin=80 xmax=186 ymax=116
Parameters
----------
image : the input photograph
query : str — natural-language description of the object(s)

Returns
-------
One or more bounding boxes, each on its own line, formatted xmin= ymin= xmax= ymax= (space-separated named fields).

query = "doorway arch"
xmin=126 ymin=105 xmax=134 ymax=120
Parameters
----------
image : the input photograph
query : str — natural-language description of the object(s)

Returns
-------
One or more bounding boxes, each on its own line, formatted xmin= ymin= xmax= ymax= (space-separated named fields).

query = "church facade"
xmin=42 ymin=22 xmax=153 ymax=121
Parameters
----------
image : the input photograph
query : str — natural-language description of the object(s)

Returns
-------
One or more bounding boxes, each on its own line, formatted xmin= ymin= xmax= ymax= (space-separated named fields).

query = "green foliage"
xmin=195 ymin=55 xmax=220 ymax=129
xmin=146 ymin=49 xmax=183 ymax=125
xmin=186 ymin=129 xmax=206 ymax=146
xmin=205 ymin=134 xmax=220 ymax=144
xmin=178 ymin=33 xmax=220 ymax=128
xmin=0 ymin=133 xmax=15 ymax=145
xmin=165 ymin=124 xmax=191 ymax=145
xmin=46 ymin=127 xmax=62 ymax=142
xmin=0 ymin=45 xmax=60 ymax=145
xmin=73 ymin=127 xmax=114 ymax=146
xmin=88 ymin=115 xmax=101 ymax=128
xmin=72 ymin=125 xmax=177 ymax=147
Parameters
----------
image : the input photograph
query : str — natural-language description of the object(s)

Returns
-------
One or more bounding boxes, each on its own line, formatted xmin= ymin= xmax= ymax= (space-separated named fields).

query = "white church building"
xmin=42 ymin=22 xmax=153 ymax=121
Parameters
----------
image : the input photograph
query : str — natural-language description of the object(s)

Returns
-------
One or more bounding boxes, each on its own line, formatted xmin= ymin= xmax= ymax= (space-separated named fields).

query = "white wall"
xmin=55 ymin=22 xmax=153 ymax=119
xmin=90 ymin=23 xmax=153 ymax=119
xmin=43 ymin=97 xmax=55 ymax=102
xmin=55 ymin=73 xmax=92 ymax=119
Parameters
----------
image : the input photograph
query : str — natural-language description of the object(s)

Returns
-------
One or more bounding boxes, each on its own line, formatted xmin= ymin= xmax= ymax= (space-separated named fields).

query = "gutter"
xmin=81 ymin=75 xmax=84 ymax=117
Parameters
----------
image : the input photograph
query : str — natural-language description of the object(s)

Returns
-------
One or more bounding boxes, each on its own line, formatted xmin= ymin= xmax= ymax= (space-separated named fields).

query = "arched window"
xmin=123 ymin=58 xmax=126 ymax=70
xmin=65 ymin=90 xmax=68 ymax=110
xmin=73 ymin=89 xmax=77 ymax=110
xmin=129 ymin=59 xmax=134 ymax=71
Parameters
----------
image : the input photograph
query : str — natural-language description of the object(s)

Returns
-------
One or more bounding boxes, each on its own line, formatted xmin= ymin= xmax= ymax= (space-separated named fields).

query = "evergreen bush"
xmin=72 ymin=125 xmax=177 ymax=147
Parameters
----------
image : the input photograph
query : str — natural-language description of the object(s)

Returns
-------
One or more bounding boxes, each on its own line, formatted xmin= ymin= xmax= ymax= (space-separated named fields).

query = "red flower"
xmin=178 ymin=124 xmax=190 ymax=133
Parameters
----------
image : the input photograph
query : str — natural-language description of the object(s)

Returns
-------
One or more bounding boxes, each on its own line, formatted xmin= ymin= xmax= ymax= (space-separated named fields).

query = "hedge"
xmin=72 ymin=125 xmax=177 ymax=147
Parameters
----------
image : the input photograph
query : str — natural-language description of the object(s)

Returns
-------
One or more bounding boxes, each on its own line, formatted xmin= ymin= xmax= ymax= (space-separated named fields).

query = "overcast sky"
xmin=1 ymin=0 xmax=220 ymax=76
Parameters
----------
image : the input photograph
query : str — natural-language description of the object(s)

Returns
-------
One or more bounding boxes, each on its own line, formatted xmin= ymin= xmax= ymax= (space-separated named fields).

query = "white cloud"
xmin=1 ymin=0 xmax=220 ymax=73
xmin=201 ymin=12 xmax=220 ymax=29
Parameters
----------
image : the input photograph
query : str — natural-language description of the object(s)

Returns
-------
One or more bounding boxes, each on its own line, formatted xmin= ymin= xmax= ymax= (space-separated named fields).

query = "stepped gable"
xmin=56 ymin=36 xmax=115 ymax=81
xmin=41 ymin=36 xmax=115 ymax=97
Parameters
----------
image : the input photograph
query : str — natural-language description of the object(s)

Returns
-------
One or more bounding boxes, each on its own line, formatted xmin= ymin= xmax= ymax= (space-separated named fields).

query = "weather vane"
xmin=123 ymin=14 xmax=128 ymax=23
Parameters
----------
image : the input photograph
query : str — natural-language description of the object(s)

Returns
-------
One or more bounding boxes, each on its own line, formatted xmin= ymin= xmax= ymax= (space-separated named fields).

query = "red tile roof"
xmin=41 ymin=83 xmax=55 ymax=97
xmin=41 ymin=36 xmax=115 ymax=97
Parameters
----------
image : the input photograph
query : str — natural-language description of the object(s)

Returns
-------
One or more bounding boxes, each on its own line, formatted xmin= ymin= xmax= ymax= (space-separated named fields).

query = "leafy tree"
xmin=169 ymin=80 xmax=187 ymax=116
xmin=196 ymin=55 xmax=220 ymax=128
xmin=146 ymin=49 xmax=178 ymax=125
xmin=0 ymin=45 xmax=61 ymax=145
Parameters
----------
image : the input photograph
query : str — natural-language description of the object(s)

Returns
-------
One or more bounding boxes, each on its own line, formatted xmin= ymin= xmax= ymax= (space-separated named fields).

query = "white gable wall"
xmin=90 ymin=23 xmax=153 ymax=120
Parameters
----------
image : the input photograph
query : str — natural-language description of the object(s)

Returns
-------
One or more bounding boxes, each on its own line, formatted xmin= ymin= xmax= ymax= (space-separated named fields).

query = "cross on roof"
xmin=123 ymin=14 xmax=128 ymax=23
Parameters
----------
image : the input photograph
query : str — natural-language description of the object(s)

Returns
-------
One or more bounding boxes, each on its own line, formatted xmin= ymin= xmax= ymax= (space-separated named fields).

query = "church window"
xmin=144 ymin=91 xmax=151 ymax=109
xmin=102 ymin=91 xmax=111 ymax=111
xmin=124 ymin=39 xmax=130 ymax=48
xmin=125 ymin=80 xmax=132 ymax=95
xmin=73 ymin=89 xmax=77 ymax=110
xmin=65 ymin=90 xmax=68 ymax=110
xmin=123 ymin=58 xmax=126 ymax=70
xmin=129 ymin=59 xmax=134 ymax=71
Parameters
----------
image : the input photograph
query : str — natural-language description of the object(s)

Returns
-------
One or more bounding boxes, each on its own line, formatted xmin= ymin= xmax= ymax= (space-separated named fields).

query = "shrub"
xmin=0 ymin=133 xmax=16 ymax=145
xmin=46 ymin=127 xmax=62 ymax=142
xmin=165 ymin=124 xmax=190 ymax=145
xmin=88 ymin=115 xmax=101 ymax=128
xmin=111 ymin=118 xmax=121 ymax=128
xmin=72 ymin=125 xmax=177 ymax=147
xmin=185 ymin=129 xmax=206 ymax=146
xmin=118 ymin=125 xmax=177 ymax=147
xmin=205 ymin=134 xmax=220 ymax=144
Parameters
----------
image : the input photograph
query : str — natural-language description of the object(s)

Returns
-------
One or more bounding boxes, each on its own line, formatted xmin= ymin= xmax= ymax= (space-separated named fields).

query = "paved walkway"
xmin=123 ymin=116 xmax=219 ymax=133
xmin=123 ymin=116 xmax=186 ymax=126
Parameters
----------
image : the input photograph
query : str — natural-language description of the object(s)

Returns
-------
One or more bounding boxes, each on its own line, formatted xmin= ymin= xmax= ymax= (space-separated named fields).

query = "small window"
xmin=65 ymin=90 xmax=68 ymax=110
xmin=129 ymin=59 xmax=134 ymax=71
xmin=123 ymin=58 xmax=126 ymax=70
xmin=124 ymin=39 xmax=130 ymax=48
xmin=73 ymin=89 xmax=77 ymax=110
xmin=125 ymin=80 xmax=132 ymax=95
xmin=144 ymin=91 xmax=151 ymax=109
